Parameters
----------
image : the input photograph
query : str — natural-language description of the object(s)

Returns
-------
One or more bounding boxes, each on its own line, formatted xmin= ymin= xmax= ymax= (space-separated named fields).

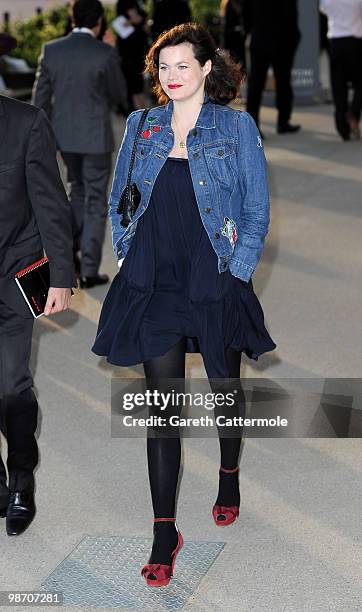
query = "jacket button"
xmin=215 ymin=232 xmax=220 ymax=239
xmin=193 ymin=152 xmax=200 ymax=159
xmin=217 ymin=149 xmax=224 ymax=156
xmin=205 ymin=207 xmax=211 ymax=213
xmin=199 ymin=180 xmax=205 ymax=186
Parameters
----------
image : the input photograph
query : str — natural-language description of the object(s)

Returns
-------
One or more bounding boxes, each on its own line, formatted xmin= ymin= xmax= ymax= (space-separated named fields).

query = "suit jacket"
xmin=0 ymin=95 xmax=76 ymax=319
xmin=32 ymin=32 xmax=127 ymax=154
xmin=244 ymin=0 xmax=300 ymax=47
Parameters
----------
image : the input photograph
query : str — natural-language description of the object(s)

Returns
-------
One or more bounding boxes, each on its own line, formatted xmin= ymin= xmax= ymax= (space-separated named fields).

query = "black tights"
xmin=143 ymin=338 xmax=245 ymax=563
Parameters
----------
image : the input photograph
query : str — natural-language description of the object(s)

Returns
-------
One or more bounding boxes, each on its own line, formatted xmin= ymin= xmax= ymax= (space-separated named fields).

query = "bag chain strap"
xmin=123 ymin=108 xmax=149 ymax=203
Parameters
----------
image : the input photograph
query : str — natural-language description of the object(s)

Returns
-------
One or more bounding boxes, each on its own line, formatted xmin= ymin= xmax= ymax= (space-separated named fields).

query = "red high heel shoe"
xmin=141 ymin=517 xmax=184 ymax=587
xmin=212 ymin=466 xmax=240 ymax=526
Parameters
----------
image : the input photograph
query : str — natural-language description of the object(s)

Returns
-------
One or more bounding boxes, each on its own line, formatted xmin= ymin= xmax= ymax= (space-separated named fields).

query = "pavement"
xmin=0 ymin=101 xmax=361 ymax=612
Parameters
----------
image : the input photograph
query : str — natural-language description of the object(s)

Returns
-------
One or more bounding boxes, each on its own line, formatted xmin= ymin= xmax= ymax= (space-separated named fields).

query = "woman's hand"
xmin=103 ymin=29 xmax=116 ymax=47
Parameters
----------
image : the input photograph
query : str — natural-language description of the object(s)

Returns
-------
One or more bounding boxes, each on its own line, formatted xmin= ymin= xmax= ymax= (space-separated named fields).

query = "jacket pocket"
xmin=135 ymin=143 xmax=154 ymax=160
xmin=0 ymin=157 xmax=23 ymax=174
xmin=204 ymin=142 xmax=236 ymax=159
xmin=204 ymin=142 xmax=237 ymax=214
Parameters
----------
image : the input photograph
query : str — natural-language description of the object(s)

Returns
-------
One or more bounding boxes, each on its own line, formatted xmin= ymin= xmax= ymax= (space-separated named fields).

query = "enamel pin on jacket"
xmin=109 ymin=93 xmax=270 ymax=282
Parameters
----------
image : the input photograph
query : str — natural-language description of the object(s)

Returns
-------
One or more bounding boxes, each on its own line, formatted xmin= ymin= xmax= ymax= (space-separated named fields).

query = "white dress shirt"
xmin=72 ymin=27 xmax=95 ymax=37
xmin=320 ymin=0 xmax=362 ymax=38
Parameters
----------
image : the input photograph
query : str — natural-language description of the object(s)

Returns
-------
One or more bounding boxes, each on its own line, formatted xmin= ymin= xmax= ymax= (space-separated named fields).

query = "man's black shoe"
xmin=6 ymin=490 xmax=36 ymax=536
xmin=277 ymin=123 xmax=301 ymax=134
xmin=79 ymin=273 xmax=109 ymax=289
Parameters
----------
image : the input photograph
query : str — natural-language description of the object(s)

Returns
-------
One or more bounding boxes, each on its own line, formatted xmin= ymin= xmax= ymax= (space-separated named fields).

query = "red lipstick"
xmin=168 ymin=84 xmax=183 ymax=89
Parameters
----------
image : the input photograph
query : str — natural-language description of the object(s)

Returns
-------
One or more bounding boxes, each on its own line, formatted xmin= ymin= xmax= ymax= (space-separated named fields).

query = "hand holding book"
xmin=44 ymin=287 xmax=72 ymax=316
xmin=15 ymin=256 xmax=73 ymax=318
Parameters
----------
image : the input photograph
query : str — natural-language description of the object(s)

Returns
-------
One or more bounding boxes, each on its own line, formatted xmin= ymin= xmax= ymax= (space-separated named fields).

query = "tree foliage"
xmin=8 ymin=4 xmax=117 ymax=68
xmin=7 ymin=1 xmax=220 ymax=69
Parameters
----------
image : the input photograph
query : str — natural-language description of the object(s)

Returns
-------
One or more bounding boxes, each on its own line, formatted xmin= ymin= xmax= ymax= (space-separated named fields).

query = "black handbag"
xmin=117 ymin=108 xmax=149 ymax=228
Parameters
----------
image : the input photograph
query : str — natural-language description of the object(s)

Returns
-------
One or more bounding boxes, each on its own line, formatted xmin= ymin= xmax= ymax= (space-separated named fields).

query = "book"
xmin=111 ymin=15 xmax=135 ymax=39
xmin=15 ymin=256 xmax=50 ymax=318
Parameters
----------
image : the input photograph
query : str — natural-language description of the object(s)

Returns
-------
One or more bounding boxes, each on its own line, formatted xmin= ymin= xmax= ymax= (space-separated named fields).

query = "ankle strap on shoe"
xmin=154 ymin=517 xmax=176 ymax=522
xmin=219 ymin=466 xmax=239 ymax=473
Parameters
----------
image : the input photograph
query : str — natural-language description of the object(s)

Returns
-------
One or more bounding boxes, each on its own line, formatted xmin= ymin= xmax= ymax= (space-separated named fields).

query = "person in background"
xmin=320 ymin=0 xmax=362 ymax=140
xmin=0 ymin=32 xmax=17 ymax=57
xmin=0 ymin=93 xmax=75 ymax=536
xmin=32 ymin=0 xmax=127 ymax=289
xmin=0 ymin=32 xmax=17 ymax=92
xmin=244 ymin=0 xmax=301 ymax=135
xmin=220 ymin=0 xmax=246 ymax=69
xmin=151 ymin=0 xmax=192 ymax=41
xmin=114 ymin=0 xmax=149 ymax=111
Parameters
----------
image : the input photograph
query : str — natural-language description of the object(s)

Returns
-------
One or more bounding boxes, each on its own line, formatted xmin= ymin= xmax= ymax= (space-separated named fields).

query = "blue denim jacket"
xmin=109 ymin=96 xmax=270 ymax=282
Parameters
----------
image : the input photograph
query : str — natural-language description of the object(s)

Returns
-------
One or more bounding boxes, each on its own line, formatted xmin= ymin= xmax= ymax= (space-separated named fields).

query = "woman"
xmin=114 ymin=0 xmax=149 ymax=110
xmin=92 ymin=23 xmax=276 ymax=587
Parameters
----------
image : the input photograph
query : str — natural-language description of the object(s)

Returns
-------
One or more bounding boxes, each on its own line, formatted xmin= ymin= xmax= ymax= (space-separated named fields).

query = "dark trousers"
xmin=246 ymin=40 xmax=299 ymax=128
xmin=61 ymin=152 xmax=112 ymax=277
xmin=0 ymin=300 xmax=38 ymax=506
xmin=329 ymin=37 xmax=362 ymax=139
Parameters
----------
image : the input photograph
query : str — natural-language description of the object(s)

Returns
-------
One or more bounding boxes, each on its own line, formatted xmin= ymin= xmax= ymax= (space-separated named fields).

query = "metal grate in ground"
xmin=40 ymin=535 xmax=225 ymax=609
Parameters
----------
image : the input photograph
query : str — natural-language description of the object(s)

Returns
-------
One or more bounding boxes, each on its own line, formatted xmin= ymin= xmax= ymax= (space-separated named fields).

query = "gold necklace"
xmin=173 ymin=114 xmax=187 ymax=149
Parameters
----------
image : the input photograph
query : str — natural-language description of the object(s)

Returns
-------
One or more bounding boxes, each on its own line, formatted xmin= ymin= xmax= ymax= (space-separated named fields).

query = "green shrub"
xmin=9 ymin=7 xmax=68 ymax=68
xmin=8 ymin=4 xmax=117 ymax=69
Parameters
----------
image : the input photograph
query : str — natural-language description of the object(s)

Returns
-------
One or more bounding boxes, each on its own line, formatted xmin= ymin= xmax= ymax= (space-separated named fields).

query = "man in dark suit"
xmin=0 ymin=94 xmax=76 ymax=535
xmin=151 ymin=0 xmax=192 ymax=41
xmin=244 ymin=0 xmax=301 ymax=135
xmin=32 ymin=0 xmax=127 ymax=289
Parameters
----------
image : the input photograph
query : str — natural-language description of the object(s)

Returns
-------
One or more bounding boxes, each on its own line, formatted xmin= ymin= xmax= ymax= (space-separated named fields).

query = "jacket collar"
xmin=162 ymin=91 xmax=216 ymax=129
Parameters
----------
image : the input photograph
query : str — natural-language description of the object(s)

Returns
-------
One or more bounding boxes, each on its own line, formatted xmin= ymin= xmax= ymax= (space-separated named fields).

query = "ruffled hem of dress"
xmin=92 ymin=272 xmax=276 ymax=368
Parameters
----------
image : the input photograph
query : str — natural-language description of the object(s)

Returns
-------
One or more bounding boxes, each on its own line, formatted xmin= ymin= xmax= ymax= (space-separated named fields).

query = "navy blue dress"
xmin=92 ymin=157 xmax=276 ymax=378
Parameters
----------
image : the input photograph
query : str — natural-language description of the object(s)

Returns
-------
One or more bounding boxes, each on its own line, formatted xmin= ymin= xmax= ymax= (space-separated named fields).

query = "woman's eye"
xmin=179 ymin=65 xmax=187 ymax=69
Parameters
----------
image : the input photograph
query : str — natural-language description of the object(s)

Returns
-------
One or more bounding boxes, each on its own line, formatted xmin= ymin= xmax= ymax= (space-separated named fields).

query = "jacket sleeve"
xmin=31 ymin=44 xmax=52 ymax=117
xmin=228 ymin=111 xmax=270 ymax=282
xmin=108 ymin=109 xmax=142 ymax=258
xmin=25 ymin=108 xmax=77 ymax=288
xmin=104 ymin=48 xmax=128 ymax=107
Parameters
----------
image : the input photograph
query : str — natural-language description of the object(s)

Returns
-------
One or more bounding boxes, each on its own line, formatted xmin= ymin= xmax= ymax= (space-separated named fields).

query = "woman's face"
xmin=158 ymin=43 xmax=211 ymax=103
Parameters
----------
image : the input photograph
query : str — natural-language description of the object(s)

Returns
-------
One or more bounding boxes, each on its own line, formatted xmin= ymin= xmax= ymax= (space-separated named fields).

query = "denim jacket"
xmin=109 ymin=96 xmax=270 ymax=282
